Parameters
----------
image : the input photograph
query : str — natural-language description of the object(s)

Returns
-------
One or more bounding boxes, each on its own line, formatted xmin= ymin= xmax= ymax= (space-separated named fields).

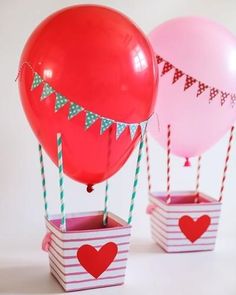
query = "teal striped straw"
xmin=103 ymin=180 xmax=109 ymax=225
xmin=103 ymin=128 xmax=112 ymax=226
xmin=38 ymin=144 xmax=48 ymax=218
xmin=57 ymin=133 xmax=66 ymax=231
xmin=128 ymin=138 xmax=144 ymax=224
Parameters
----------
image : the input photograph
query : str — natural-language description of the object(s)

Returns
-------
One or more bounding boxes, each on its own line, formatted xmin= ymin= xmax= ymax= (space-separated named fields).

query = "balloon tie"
xmin=86 ymin=184 xmax=94 ymax=193
xmin=184 ymin=157 xmax=191 ymax=167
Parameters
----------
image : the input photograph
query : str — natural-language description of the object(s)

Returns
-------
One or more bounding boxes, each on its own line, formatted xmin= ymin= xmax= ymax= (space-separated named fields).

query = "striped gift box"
xmin=149 ymin=191 xmax=221 ymax=253
xmin=46 ymin=211 xmax=131 ymax=292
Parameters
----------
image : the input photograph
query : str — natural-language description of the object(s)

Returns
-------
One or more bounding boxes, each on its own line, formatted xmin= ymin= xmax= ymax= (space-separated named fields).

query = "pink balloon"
xmin=148 ymin=17 xmax=236 ymax=160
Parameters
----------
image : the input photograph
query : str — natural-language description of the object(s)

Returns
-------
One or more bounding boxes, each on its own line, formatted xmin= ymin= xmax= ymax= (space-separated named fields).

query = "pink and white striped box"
xmin=149 ymin=191 xmax=221 ymax=253
xmin=46 ymin=211 xmax=131 ymax=292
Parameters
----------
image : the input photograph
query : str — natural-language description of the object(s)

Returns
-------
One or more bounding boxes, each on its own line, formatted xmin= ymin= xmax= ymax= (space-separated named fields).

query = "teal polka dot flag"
xmin=116 ymin=123 xmax=127 ymax=139
xmin=31 ymin=72 xmax=43 ymax=90
xmin=55 ymin=93 xmax=68 ymax=112
xmin=41 ymin=83 xmax=54 ymax=100
xmin=129 ymin=124 xmax=138 ymax=140
xmin=30 ymin=69 xmax=150 ymax=140
xmin=100 ymin=118 xmax=113 ymax=134
xmin=68 ymin=102 xmax=83 ymax=119
xmin=85 ymin=111 xmax=99 ymax=129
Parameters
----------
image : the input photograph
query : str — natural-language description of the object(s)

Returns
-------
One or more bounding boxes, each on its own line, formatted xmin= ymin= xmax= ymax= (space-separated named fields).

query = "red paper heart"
xmin=179 ymin=215 xmax=211 ymax=243
xmin=77 ymin=242 xmax=118 ymax=279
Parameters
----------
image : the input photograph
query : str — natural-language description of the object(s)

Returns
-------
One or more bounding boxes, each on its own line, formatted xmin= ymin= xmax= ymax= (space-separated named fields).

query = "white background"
xmin=1 ymin=0 xmax=236 ymax=294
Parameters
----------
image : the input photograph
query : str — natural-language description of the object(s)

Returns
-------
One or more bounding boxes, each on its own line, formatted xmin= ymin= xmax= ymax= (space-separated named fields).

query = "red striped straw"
xmin=194 ymin=155 xmax=202 ymax=203
xmin=166 ymin=125 xmax=171 ymax=204
xmin=219 ymin=126 xmax=235 ymax=202
xmin=145 ymin=133 xmax=152 ymax=194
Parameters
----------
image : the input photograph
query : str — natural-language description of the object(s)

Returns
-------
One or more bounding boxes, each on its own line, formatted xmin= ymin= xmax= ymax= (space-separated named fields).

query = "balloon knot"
xmin=184 ymin=157 xmax=191 ymax=167
xmin=86 ymin=184 xmax=94 ymax=193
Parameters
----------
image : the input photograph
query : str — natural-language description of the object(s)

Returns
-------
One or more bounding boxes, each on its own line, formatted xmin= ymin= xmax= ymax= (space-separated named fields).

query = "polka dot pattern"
xmin=156 ymin=56 xmax=163 ymax=64
xmin=85 ymin=111 xmax=98 ymax=129
xmin=68 ymin=102 xmax=83 ymax=119
xmin=55 ymin=93 xmax=68 ymax=112
xmin=221 ymin=91 xmax=229 ymax=106
xmin=29 ymin=71 xmax=149 ymax=138
xmin=156 ymin=54 xmax=236 ymax=107
xmin=129 ymin=124 xmax=138 ymax=140
xmin=116 ymin=123 xmax=126 ymax=139
xmin=161 ymin=62 xmax=173 ymax=76
xmin=231 ymin=94 xmax=236 ymax=107
xmin=41 ymin=83 xmax=54 ymax=100
xmin=172 ymin=69 xmax=183 ymax=84
xmin=31 ymin=72 xmax=43 ymax=90
xmin=184 ymin=75 xmax=196 ymax=91
xmin=209 ymin=88 xmax=219 ymax=103
xmin=197 ymin=82 xmax=208 ymax=97
xmin=100 ymin=118 xmax=113 ymax=134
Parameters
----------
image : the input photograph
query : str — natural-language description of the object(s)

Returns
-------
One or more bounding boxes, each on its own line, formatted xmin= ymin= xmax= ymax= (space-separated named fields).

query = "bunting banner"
xmin=156 ymin=54 xmax=236 ymax=107
xmin=28 ymin=68 xmax=148 ymax=141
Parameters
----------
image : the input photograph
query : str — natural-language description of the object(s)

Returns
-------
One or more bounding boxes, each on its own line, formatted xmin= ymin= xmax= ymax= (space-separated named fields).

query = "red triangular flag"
xmin=156 ymin=55 xmax=163 ymax=64
xmin=161 ymin=61 xmax=173 ymax=76
xmin=172 ymin=69 xmax=184 ymax=84
xmin=209 ymin=88 xmax=219 ymax=103
xmin=184 ymin=75 xmax=196 ymax=91
xmin=197 ymin=82 xmax=208 ymax=97
xmin=220 ymin=91 xmax=229 ymax=106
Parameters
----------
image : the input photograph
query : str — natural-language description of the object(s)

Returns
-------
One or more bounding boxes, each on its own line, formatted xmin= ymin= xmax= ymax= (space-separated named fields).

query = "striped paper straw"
xmin=166 ymin=125 xmax=171 ymax=204
xmin=103 ymin=181 xmax=109 ymax=225
xmin=145 ymin=133 xmax=152 ymax=193
xmin=194 ymin=155 xmax=202 ymax=203
xmin=128 ymin=138 xmax=144 ymax=224
xmin=57 ymin=133 xmax=66 ymax=231
xmin=219 ymin=126 xmax=235 ymax=202
xmin=103 ymin=128 xmax=112 ymax=225
xmin=38 ymin=144 xmax=48 ymax=218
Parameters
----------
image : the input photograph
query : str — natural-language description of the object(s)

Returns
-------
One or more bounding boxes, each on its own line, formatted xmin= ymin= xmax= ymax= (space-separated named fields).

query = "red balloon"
xmin=18 ymin=5 xmax=158 ymax=186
